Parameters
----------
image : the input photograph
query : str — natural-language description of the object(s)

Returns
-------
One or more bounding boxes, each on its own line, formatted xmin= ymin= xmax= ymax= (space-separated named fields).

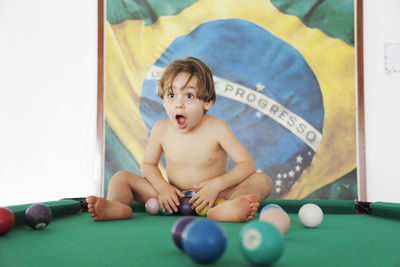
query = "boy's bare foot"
xmin=86 ymin=196 xmax=133 ymax=221
xmin=206 ymin=194 xmax=260 ymax=222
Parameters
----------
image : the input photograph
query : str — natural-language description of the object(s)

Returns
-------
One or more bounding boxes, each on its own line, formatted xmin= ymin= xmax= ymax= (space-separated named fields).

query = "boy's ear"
xmin=203 ymin=101 xmax=214 ymax=111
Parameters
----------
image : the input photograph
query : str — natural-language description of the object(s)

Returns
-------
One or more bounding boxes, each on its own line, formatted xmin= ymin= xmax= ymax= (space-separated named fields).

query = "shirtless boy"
xmin=87 ymin=57 xmax=273 ymax=222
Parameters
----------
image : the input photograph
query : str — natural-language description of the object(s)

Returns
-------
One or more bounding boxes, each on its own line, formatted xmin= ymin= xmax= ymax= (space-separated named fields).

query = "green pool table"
xmin=1 ymin=199 xmax=400 ymax=266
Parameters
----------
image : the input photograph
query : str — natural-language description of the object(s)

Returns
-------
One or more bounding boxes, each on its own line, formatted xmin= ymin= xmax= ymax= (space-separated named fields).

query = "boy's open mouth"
xmin=175 ymin=114 xmax=187 ymax=129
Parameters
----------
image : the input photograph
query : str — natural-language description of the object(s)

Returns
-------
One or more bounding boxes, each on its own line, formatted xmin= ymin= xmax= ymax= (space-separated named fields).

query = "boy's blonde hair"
xmin=158 ymin=57 xmax=216 ymax=104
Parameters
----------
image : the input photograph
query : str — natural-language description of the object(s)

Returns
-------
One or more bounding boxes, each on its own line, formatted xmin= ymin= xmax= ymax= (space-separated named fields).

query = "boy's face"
xmin=162 ymin=72 xmax=212 ymax=132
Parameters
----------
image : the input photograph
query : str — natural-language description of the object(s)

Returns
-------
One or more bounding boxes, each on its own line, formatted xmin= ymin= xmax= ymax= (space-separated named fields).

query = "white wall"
xmin=1 ymin=1 xmax=399 ymax=206
xmin=0 ymin=1 xmax=101 ymax=206
xmin=364 ymin=0 xmax=400 ymax=202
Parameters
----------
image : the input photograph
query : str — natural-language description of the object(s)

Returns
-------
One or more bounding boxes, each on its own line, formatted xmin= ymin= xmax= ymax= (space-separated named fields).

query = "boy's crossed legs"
xmin=86 ymin=171 xmax=272 ymax=222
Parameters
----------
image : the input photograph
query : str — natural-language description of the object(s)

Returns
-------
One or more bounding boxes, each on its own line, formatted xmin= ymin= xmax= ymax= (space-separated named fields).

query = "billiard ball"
xmin=260 ymin=203 xmax=282 ymax=215
xmin=298 ymin=203 xmax=324 ymax=228
xmin=239 ymin=221 xmax=284 ymax=265
xmin=179 ymin=197 xmax=195 ymax=215
xmin=145 ymin=198 xmax=159 ymax=215
xmin=195 ymin=198 xmax=225 ymax=216
xmin=0 ymin=207 xmax=15 ymax=236
xmin=159 ymin=205 xmax=174 ymax=215
xmin=25 ymin=204 xmax=52 ymax=230
xmin=182 ymin=219 xmax=227 ymax=264
xmin=171 ymin=217 xmax=197 ymax=250
xmin=160 ymin=209 xmax=173 ymax=215
xmin=259 ymin=206 xmax=291 ymax=235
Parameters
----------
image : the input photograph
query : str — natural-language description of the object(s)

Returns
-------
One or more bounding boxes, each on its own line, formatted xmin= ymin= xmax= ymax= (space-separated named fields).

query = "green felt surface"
xmin=2 ymin=203 xmax=400 ymax=267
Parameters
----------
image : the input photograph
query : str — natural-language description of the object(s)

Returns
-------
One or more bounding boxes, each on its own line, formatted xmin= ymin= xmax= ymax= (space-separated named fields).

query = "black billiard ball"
xmin=179 ymin=197 xmax=195 ymax=215
xmin=25 ymin=204 xmax=52 ymax=230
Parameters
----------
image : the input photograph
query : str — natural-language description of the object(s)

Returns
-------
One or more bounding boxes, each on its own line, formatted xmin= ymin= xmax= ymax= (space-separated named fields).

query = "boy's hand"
xmin=190 ymin=179 xmax=223 ymax=212
xmin=157 ymin=184 xmax=184 ymax=214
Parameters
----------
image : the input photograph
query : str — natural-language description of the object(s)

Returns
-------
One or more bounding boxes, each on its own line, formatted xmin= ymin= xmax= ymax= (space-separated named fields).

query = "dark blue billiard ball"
xmin=182 ymin=219 xmax=227 ymax=264
xmin=179 ymin=197 xmax=195 ymax=215
xmin=25 ymin=204 xmax=52 ymax=230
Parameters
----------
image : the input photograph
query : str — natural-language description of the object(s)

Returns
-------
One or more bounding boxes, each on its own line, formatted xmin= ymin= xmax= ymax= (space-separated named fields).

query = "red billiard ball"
xmin=0 ymin=207 xmax=15 ymax=236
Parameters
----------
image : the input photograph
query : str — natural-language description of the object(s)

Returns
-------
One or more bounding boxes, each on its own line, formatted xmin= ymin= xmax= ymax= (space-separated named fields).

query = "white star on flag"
xmin=296 ymin=155 xmax=303 ymax=164
xmin=288 ymin=170 xmax=295 ymax=177
xmin=255 ymin=82 xmax=265 ymax=92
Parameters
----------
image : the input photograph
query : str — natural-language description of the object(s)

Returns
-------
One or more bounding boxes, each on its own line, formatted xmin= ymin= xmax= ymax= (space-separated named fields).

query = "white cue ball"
xmin=298 ymin=203 xmax=323 ymax=228
xmin=145 ymin=198 xmax=160 ymax=215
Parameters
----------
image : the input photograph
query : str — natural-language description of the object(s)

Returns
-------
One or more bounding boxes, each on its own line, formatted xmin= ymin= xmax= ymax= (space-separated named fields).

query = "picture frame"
xmin=98 ymin=0 xmax=367 ymax=201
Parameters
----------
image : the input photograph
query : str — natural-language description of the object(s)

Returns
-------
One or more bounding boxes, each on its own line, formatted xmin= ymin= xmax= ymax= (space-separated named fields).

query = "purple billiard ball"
xmin=171 ymin=217 xmax=197 ymax=250
xmin=25 ymin=204 xmax=52 ymax=230
xmin=179 ymin=197 xmax=195 ymax=215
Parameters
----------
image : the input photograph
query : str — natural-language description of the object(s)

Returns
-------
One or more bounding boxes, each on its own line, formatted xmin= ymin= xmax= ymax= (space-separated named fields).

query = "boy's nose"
xmin=175 ymin=98 xmax=184 ymax=108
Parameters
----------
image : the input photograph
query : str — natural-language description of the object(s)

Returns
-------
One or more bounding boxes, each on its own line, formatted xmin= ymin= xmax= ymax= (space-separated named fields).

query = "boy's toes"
xmin=249 ymin=194 xmax=260 ymax=203
xmin=86 ymin=196 xmax=96 ymax=204
xmin=246 ymin=214 xmax=255 ymax=221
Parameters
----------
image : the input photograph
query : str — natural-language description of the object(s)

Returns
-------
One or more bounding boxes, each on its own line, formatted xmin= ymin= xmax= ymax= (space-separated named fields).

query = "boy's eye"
xmin=167 ymin=93 xmax=174 ymax=98
xmin=186 ymin=93 xmax=194 ymax=99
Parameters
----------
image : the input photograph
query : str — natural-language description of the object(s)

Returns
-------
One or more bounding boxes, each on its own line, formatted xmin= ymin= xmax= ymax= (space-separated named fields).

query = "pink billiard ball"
xmin=259 ymin=207 xmax=290 ymax=235
xmin=145 ymin=198 xmax=160 ymax=215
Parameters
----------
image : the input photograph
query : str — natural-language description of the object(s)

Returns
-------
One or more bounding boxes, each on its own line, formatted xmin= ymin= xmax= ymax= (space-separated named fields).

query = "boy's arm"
xmin=214 ymin=119 xmax=257 ymax=188
xmin=191 ymin=118 xmax=256 ymax=210
xmin=141 ymin=121 xmax=184 ymax=213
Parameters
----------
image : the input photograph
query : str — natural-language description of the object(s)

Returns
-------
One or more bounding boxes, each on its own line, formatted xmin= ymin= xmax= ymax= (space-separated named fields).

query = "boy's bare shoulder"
xmin=204 ymin=115 xmax=230 ymax=130
xmin=151 ymin=119 xmax=170 ymax=135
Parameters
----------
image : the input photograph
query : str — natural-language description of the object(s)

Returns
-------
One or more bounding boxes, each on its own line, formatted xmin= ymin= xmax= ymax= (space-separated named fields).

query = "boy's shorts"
xmin=183 ymin=190 xmax=197 ymax=198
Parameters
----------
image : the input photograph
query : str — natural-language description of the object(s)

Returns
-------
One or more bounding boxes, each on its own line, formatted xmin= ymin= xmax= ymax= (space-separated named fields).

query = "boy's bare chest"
xmin=161 ymin=134 xmax=223 ymax=166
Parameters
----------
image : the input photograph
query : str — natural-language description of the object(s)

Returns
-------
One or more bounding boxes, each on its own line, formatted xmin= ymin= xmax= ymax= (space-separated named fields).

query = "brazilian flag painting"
xmin=104 ymin=0 xmax=358 ymax=200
